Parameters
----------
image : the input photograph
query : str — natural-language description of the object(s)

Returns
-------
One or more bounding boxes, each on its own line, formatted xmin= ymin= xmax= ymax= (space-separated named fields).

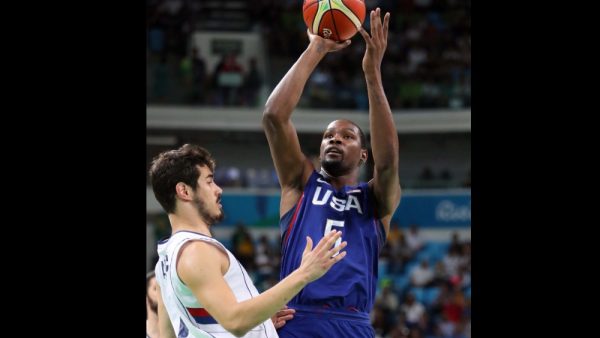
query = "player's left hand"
xmin=358 ymin=7 xmax=390 ymax=73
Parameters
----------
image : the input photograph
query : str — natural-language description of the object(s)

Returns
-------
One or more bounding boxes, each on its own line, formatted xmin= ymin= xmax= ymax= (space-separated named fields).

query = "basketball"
xmin=303 ymin=0 xmax=366 ymax=42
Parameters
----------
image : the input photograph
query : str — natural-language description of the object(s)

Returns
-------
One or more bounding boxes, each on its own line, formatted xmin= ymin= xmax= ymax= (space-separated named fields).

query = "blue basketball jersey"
xmin=279 ymin=170 xmax=386 ymax=315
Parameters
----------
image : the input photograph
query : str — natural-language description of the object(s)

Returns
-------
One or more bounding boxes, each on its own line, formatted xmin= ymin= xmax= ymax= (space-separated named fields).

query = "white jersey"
xmin=155 ymin=230 xmax=279 ymax=338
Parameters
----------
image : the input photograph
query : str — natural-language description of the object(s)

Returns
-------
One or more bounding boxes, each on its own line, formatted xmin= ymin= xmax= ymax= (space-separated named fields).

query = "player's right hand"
xmin=299 ymin=230 xmax=347 ymax=282
xmin=307 ymin=29 xmax=351 ymax=53
xmin=271 ymin=305 xmax=295 ymax=329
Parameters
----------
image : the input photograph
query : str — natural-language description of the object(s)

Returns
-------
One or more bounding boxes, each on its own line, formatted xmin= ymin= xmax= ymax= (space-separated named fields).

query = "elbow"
xmin=230 ymin=329 xmax=247 ymax=338
xmin=263 ymin=99 xmax=292 ymax=123
xmin=262 ymin=108 xmax=275 ymax=126
xmin=262 ymin=99 xmax=279 ymax=118
xmin=226 ymin=322 xmax=251 ymax=337
xmin=262 ymin=108 xmax=286 ymax=129
xmin=221 ymin=316 xmax=252 ymax=337
xmin=263 ymin=104 xmax=281 ymax=119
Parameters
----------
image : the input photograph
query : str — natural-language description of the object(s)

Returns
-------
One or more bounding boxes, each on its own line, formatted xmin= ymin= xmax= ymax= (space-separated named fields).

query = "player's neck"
xmin=168 ymin=212 xmax=212 ymax=237
xmin=319 ymin=168 xmax=358 ymax=189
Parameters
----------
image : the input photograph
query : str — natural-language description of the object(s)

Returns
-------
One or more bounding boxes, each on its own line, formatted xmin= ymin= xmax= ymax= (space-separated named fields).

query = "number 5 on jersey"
xmin=324 ymin=219 xmax=344 ymax=257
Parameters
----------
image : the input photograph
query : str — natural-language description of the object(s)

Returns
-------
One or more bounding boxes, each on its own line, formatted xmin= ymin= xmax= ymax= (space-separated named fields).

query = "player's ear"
xmin=175 ymin=182 xmax=193 ymax=201
xmin=360 ymin=149 xmax=368 ymax=165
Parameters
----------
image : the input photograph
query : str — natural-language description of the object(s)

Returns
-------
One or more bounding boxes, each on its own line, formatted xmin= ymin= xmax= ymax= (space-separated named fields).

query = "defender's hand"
xmin=299 ymin=230 xmax=347 ymax=283
xmin=271 ymin=306 xmax=295 ymax=329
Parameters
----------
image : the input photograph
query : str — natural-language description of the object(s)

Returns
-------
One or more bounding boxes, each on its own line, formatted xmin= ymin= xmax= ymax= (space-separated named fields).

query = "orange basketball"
xmin=303 ymin=0 xmax=366 ymax=42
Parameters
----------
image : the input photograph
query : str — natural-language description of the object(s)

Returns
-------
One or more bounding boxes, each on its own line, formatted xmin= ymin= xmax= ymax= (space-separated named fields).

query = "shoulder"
xmin=178 ymin=240 xmax=228 ymax=275
xmin=179 ymin=239 xmax=226 ymax=262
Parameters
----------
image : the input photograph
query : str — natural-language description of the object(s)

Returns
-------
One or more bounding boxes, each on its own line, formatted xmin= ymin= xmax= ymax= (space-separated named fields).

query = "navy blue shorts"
xmin=277 ymin=306 xmax=375 ymax=338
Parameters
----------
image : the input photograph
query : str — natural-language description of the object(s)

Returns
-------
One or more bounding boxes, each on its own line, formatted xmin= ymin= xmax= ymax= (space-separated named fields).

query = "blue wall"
xmin=220 ymin=190 xmax=470 ymax=228
xmin=392 ymin=192 xmax=470 ymax=227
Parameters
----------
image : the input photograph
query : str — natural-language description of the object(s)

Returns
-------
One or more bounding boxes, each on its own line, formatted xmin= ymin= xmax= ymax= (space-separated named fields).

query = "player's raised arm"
xmin=358 ymin=9 xmax=401 ymax=235
xmin=263 ymin=31 xmax=351 ymax=194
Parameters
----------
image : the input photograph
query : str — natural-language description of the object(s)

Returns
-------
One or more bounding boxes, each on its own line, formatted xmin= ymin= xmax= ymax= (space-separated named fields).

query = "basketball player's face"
xmin=193 ymin=165 xmax=224 ymax=225
xmin=319 ymin=120 xmax=365 ymax=175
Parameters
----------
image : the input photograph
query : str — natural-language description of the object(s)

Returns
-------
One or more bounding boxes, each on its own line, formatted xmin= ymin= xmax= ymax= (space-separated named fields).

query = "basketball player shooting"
xmin=262 ymin=7 xmax=400 ymax=338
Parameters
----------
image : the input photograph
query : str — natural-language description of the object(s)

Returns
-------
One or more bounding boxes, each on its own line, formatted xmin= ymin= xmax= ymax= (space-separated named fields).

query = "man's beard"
xmin=321 ymin=158 xmax=347 ymax=177
xmin=193 ymin=195 xmax=224 ymax=225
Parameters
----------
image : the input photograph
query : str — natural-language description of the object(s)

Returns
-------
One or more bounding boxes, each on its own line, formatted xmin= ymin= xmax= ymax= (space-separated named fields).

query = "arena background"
xmin=146 ymin=1 xmax=470 ymax=337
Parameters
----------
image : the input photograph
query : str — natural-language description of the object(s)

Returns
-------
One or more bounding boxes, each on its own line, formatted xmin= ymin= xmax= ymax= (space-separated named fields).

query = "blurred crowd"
xmin=146 ymin=0 xmax=470 ymax=109
xmin=212 ymin=165 xmax=470 ymax=189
